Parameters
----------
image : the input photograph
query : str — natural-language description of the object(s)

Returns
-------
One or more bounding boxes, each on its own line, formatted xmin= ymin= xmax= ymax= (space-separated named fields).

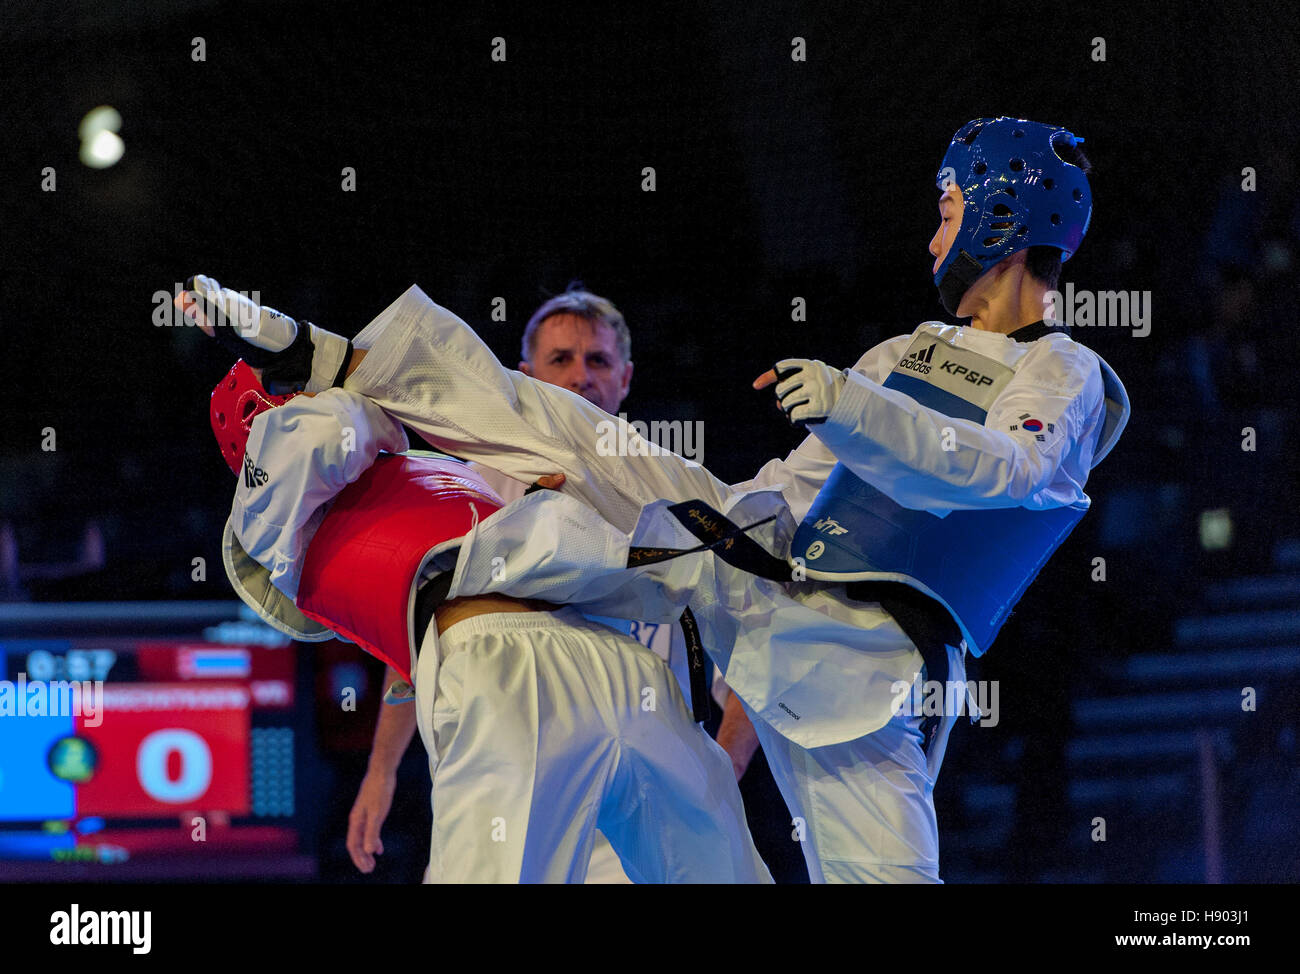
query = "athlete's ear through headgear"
xmin=934 ymin=116 xmax=1092 ymax=316
xmin=210 ymin=360 xmax=299 ymax=476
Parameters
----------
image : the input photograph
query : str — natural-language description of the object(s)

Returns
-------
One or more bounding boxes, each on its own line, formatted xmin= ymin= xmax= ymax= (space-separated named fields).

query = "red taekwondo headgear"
xmin=211 ymin=360 xmax=298 ymax=476
xmin=210 ymin=360 xmax=503 ymax=684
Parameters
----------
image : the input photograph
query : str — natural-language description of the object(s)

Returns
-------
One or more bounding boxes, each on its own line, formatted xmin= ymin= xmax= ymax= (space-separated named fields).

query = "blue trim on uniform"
xmin=881 ymin=371 xmax=989 ymax=424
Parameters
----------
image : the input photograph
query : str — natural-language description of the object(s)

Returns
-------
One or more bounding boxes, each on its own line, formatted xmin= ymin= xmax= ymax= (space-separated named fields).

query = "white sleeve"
xmin=231 ymin=388 xmax=409 ymax=599
xmin=810 ymin=336 xmax=1105 ymax=511
xmin=343 ymin=285 xmax=735 ymax=534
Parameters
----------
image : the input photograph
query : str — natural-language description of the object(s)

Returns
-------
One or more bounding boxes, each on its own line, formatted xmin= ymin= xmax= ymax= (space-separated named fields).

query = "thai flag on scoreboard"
xmin=178 ymin=648 xmax=251 ymax=679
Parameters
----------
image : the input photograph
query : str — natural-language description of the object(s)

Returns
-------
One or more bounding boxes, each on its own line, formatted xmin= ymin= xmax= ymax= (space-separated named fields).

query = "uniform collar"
xmin=1006 ymin=319 xmax=1072 ymax=343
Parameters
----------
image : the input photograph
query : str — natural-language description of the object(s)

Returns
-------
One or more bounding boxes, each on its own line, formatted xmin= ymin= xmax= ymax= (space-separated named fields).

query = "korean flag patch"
xmin=1008 ymin=412 xmax=1054 ymax=442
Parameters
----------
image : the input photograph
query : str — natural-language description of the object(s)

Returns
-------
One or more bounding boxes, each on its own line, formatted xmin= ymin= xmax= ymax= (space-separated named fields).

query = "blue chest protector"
xmin=790 ymin=326 xmax=1127 ymax=658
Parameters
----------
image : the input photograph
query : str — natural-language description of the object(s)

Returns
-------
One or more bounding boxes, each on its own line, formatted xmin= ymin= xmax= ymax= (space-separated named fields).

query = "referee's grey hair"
xmin=521 ymin=287 xmax=631 ymax=365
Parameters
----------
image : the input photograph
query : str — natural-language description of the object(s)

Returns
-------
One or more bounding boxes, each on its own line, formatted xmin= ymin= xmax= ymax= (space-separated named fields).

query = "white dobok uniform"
xmin=223 ymin=391 xmax=770 ymax=884
xmin=239 ymin=284 xmax=1125 ymax=883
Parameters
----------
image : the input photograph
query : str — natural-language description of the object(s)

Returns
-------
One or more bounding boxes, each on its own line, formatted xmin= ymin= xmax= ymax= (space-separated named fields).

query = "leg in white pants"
xmin=424 ymin=608 xmax=771 ymax=884
xmin=584 ymin=831 xmax=634 ymax=884
xmin=742 ymin=646 xmax=966 ymax=884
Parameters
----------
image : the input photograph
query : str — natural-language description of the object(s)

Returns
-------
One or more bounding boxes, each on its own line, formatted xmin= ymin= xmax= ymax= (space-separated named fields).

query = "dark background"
xmin=2 ymin=0 xmax=1298 ymax=882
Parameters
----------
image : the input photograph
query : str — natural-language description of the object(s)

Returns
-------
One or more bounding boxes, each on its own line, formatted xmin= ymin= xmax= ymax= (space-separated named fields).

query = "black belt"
xmin=660 ymin=500 xmax=961 ymax=754
xmin=626 ymin=508 xmax=781 ymax=725
xmin=414 ymin=500 xmax=962 ymax=746
xmin=848 ymin=581 xmax=957 ymax=755
xmin=412 ymin=571 xmax=454 ymax=659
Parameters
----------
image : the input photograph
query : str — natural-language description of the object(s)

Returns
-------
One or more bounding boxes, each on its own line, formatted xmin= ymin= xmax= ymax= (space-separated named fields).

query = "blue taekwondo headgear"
xmin=933 ymin=116 xmax=1092 ymax=316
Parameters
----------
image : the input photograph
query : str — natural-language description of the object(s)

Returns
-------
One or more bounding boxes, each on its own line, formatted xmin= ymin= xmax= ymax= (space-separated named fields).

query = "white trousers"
xmin=421 ymin=608 xmax=772 ymax=884
xmin=741 ymin=646 xmax=967 ymax=884
xmin=585 ymin=832 xmax=634 ymax=884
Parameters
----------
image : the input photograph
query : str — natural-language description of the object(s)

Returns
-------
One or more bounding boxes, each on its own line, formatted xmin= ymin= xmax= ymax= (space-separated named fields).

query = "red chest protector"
xmin=295 ymin=454 xmax=503 ymax=681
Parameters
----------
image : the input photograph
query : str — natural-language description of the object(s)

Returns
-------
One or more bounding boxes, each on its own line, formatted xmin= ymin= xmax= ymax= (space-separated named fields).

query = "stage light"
xmin=78 ymin=106 xmax=121 ymax=141
xmin=80 ymin=129 xmax=124 ymax=168
xmin=78 ymin=105 xmax=124 ymax=168
xmin=1199 ymin=508 xmax=1233 ymax=551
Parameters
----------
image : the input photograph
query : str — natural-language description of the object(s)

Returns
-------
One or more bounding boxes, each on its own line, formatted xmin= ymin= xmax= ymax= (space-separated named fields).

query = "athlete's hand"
xmin=754 ymin=359 xmax=846 ymax=426
xmin=176 ymin=274 xmax=297 ymax=349
xmin=524 ymin=473 xmax=567 ymax=493
xmin=176 ymin=274 xmax=352 ymax=393
xmin=347 ymin=768 xmax=397 ymax=873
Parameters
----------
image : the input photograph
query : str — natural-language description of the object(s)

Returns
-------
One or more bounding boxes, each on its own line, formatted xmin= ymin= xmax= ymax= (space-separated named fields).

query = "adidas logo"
xmin=897 ymin=342 xmax=936 ymax=375
xmin=908 ymin=343 xmax=936 ymax=363
xmin=243 ymin=453 xmax=269 ymax=490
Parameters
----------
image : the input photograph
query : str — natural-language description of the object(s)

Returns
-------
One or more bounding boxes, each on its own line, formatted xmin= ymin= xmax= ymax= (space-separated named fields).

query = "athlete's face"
xmin=521 ymin=312 xmax=633 ymax=415
xmin=929 ymin=182 xmax=964 ymax=276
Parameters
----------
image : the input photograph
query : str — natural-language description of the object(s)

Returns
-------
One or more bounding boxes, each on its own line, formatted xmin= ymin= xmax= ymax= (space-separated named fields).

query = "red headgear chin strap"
xmin=210 ymin=360 xmax=299 ymax=475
